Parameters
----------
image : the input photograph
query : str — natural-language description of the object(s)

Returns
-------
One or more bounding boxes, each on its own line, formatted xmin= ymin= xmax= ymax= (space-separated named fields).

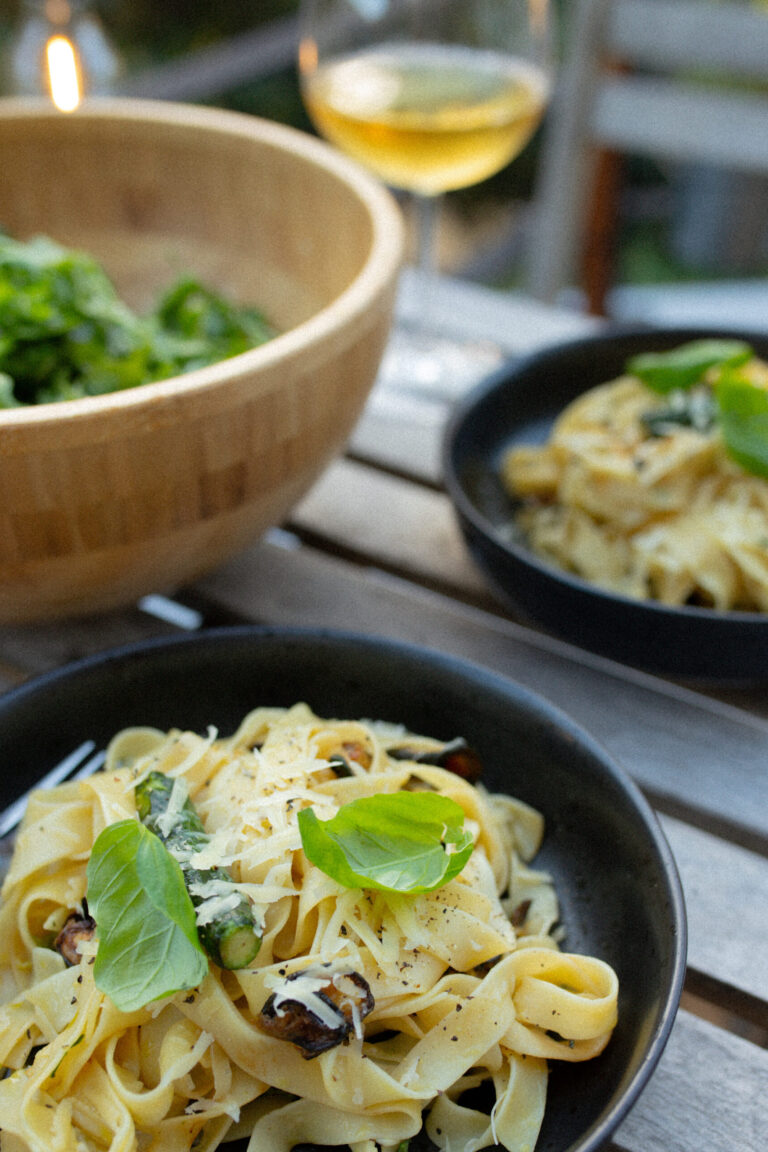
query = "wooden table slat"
xmin=659 ymin=815 xmax=768 ymax=1003
xmin=290 ymin=457 xmax=487 ymax=596
xmin=194 ymin=536 xmax=768 ymax=848
xmin=612 ymin=1009 xmax=768 ymax=1152
xmin=1 ymin=276 xmax=764 ymax=1152
xmin=290 ymin=454 xmax=768 ymax=721
xmin=0 ymin=610 xmax=182 ymax=683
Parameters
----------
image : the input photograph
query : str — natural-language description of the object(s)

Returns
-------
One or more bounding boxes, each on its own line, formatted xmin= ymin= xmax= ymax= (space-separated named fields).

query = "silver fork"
xmin=0 ymin=741 xmax=106 ymax=839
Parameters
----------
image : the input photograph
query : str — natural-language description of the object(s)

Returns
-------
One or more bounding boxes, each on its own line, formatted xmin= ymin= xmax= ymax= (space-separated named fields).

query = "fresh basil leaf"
xmin=627 ymin=339 xmax=753 ymax=394
xmin=86 ymin=819 xmax=208 ymax=1012
xmin=298 ymin=792 xmax=474 ymax=894
xmin=715 ymin=374 xmax=768 ymax=479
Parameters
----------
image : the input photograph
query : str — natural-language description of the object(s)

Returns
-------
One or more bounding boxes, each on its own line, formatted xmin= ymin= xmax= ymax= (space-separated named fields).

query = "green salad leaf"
xmin=715 ymin=373 xmax=768 ymax=480
xmin=155 ymin=278 xmax=274 ymax=364
xmin=626 ymin=338 xmax=753 ymax=394
xmin=86 ymin=819 xmax=208 ymax=1013
xmin=0 ymin=232 xmax=274 ymax=407
xmin=297 ymin=792 xmax=474 ymax=894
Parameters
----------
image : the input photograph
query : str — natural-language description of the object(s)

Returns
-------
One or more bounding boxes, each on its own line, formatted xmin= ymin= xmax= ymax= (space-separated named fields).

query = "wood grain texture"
xmin=288 ymin=453 xmax=768 ymax=717
xmin=612 ymin=1010 xmax=768 ymax=1152
xmin=0 ymin=98 xmax=403 ymax=623
xmin=291 ymin=457 xmax=487 ymax=596
xmin=659 ymin=816 xmax=768 ymax=1002
xmin=193 ymin=536 xmax=768 ymax=848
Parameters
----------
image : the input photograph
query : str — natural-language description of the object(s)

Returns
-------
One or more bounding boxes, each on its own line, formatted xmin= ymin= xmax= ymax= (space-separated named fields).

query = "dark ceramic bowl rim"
xmin=443 ymin=325 xmax=768 ymax=629
xmin=0 ymin=625 xmax=688 ymax=1152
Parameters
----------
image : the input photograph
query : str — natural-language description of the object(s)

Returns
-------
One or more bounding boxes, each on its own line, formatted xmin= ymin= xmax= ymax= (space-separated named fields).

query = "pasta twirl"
xmin=0 ymin=704 xmax=618 ymax=1152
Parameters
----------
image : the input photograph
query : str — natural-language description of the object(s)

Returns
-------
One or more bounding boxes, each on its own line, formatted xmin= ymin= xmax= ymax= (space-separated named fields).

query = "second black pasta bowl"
xmin=0 ymin=626 xmax=685 ymax=1152
xmin=443 ymin=326 xmax=768 ymax=681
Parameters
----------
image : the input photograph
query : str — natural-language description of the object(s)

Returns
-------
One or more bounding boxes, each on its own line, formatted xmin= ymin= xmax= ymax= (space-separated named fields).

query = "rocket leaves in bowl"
xmin=0 ymin=232 xmax=275 ymax=407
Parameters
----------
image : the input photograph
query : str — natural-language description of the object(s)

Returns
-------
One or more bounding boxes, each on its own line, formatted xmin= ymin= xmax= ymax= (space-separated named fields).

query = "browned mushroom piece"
xmin=389 ymin=737 xmax=483 ymax=783
xmin=328 ymin=740 xmax=374 ymax=777
xmin=327 ymin=754 xmax=355 ymax=778
xmin=259 ymin=966 xmax=374 ymax=1059
xmin=402 ymin=775 xmax=438 ymax=792
xmin=510 ymin=898 xmax=532 ymax=928
xmin=54 ymin=906 xmax=96 ymax=966
xmin=473 ymin=953 xmax=503 ymax=978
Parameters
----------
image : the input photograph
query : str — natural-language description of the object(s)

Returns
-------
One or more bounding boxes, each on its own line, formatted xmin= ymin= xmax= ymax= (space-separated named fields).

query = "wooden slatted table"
xmin=1 ymin=273 xmax=766 ymax=1151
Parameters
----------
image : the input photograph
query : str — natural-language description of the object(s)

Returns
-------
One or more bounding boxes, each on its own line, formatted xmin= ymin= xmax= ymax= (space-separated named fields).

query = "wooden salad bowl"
xmin=0 ymin=97 xmax=404 ymax=623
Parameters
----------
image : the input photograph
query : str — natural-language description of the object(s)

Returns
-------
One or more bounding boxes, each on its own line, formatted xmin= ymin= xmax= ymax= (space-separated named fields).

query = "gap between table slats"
xmin=288 ymin=457 xmax=768 ymax=719
xmin=193 ymin=533 xmax=768 ymax=848
xmin=610 ymin=1009 xmax=767 ymax=1152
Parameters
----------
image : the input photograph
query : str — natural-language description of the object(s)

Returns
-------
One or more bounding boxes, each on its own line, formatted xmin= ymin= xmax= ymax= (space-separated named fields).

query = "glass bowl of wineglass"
xmin=298 ymin=0 xmax=556 ymax=394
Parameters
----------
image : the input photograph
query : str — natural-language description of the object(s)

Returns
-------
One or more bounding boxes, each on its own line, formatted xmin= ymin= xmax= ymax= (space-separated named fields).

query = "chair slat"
xmin=592 ymin=76 xmax=768 ymax=170
xmin=525 ymin=0 xmax=768 ymax=305
xmin=610 ymin=0 xmax=768 ymax=81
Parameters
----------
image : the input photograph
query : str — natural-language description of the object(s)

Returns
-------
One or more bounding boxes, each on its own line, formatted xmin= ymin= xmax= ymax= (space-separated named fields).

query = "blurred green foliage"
xmin=98 ymin=0 xmax=297 ymax=65
xmin=3 ymin=2 xmax=298 ymax=67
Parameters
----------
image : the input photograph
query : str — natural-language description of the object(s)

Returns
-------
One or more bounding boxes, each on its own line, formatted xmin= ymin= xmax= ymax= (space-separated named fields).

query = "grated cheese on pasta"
xmin=0 ymin=703 xmax=619 ymax=1152
xmin=502 ymin=365 xmax=768 ymax=611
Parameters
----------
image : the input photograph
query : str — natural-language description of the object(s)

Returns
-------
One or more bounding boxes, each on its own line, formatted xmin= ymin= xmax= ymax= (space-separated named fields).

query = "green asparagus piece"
xmin=135 ymin=771 xmax=261 ymax=970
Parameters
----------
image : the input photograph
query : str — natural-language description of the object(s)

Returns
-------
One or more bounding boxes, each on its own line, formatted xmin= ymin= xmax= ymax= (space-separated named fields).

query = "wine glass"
xmin=297 ymin=0 xmax=556 ymax=394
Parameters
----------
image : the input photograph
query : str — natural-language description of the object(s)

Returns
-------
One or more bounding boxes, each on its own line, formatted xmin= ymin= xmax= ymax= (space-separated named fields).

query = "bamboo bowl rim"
xmin=0 ymin=96 xmax=405 ymax=431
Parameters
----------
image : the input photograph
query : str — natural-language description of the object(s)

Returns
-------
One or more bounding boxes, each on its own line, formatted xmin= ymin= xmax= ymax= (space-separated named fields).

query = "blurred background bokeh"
xmin=1 ymin=0 xmax=767 ymax=320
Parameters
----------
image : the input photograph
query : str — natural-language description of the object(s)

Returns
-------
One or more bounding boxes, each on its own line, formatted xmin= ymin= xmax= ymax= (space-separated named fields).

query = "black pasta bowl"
xmin=0 ymin=626 xmax=686 ymax=1152
xmin=443 ymin=326 xmax=768 ymax=681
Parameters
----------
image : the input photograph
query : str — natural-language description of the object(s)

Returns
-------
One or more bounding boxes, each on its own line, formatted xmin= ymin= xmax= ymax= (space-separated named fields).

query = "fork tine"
xmin=71 ymin=749 xmax=107 ymax=780
xmin=0 ymin=740 xmax=97 ymax=838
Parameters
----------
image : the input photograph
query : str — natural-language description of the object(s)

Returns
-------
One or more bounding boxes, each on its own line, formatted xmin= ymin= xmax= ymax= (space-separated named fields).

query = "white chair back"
xmin=526 ymin=0 xmax=768 ymax=307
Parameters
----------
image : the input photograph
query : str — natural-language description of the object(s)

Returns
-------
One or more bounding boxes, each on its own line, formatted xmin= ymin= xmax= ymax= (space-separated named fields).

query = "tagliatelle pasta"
xmin=502 ymin=358 xmax=768 ymax=610
xmin=0 ymin=704 xmax=618 ymax=1152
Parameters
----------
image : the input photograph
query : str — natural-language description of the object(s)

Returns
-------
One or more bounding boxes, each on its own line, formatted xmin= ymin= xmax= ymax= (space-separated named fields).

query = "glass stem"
xmin=415 ymin=192 xmax=442 ymax=277
xmin=414 ymin=192 xmax=443 ymax=327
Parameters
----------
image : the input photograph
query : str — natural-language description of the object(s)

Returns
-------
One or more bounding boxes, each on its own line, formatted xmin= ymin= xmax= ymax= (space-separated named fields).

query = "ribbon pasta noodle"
xmin=502 ymin=356 xmax=768 ymax=610
xmin=0 ymin=703 xmax=618 ymax=1152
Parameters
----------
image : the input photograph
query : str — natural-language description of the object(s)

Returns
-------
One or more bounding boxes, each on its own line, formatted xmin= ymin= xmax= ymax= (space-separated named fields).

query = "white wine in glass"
xmin=298 ymin=0 xmax=555 ymax=389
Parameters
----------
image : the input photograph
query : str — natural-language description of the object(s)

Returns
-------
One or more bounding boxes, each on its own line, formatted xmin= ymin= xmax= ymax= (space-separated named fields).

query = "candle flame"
xmin=46 ymin=34 xmax=82 ymax=112
xmin=298 ymin=37 xmax=319 ymax=76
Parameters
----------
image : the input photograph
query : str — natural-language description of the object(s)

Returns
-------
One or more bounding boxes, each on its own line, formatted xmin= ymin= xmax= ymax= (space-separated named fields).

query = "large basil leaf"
xmin=298 ymin=792 xmax=474 ymax=894
xmin=86 ymin=820 xmax=208 ymax=1012
xmin=716 ymin=374 xmax=768 ymax=480
xmin=627 ymin=339 xmax=753 ymax=394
